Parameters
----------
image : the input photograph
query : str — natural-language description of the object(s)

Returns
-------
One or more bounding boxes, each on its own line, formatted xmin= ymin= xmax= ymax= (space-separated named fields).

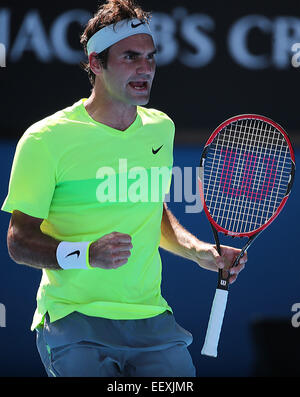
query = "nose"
xmin=136 ymin=57 xmax=155 ymax=75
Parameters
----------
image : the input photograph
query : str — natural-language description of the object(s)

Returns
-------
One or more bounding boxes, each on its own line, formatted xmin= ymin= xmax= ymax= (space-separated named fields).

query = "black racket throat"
xmin=210 ymin=223 xmax=259 ymax=291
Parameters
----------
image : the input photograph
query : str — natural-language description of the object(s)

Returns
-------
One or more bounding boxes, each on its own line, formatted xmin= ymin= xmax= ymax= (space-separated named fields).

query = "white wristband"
xmin=56 ymin=241 xmax=93 ymax=270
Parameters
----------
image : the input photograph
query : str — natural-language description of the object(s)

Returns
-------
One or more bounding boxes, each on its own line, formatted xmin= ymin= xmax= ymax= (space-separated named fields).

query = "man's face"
xmin=99 ymin=34 xmax=156 ymax=106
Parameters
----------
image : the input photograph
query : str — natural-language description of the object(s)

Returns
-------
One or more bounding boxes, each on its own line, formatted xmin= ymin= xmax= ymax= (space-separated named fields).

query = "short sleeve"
xmin=1 ymin=133 xmax=56 ymax=219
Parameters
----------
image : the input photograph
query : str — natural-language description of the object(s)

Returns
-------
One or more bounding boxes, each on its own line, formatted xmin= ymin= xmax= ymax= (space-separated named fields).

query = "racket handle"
xmin=201 ymin=288 xmax=228 ymax=357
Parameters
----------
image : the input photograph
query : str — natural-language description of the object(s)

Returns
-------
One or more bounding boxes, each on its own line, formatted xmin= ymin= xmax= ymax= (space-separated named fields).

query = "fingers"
xmin=211 ymin=245 xmax=248 ymax=283
xmin=90 ymin=232 xmax=133 ymax=270
xmin=209 ymin=246 xmax=226 ymax=270
xmin=228 ymin=273 xmax=237 ymax=284
xmin=228 ymin=250 xmax=247 ymax=283
xmin=110 ymin=231 xmax=132 ymax=244
xmin=117 ymin=242 xmax=133 ymax=251
xmin=239 ymin=251 xmax=248 ymax=265
xmin=234 ymin=249 xmax=247 ymax=265
xmin=215 ymin=256 xmax=226 ymax=270
xmin=105 ymin=247 xmax=133 ymax=269
xmin=109 ymin=255 xmax=131 ymax=269
xmin=110 ymin=248 xmax=132 ymax=268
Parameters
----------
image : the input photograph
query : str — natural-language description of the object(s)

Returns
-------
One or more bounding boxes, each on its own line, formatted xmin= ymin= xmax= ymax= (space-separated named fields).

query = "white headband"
xmin=87 ymin=18 xmax=155 ymax=56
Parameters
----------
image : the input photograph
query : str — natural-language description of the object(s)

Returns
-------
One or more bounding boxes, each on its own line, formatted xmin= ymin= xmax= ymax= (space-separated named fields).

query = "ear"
xmin=89 ymin=52 xmax=103 ymax=76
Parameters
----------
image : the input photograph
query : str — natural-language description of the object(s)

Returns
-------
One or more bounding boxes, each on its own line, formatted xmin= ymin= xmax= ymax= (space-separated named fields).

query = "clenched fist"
xmin=89 ymin=232 xmax=133 ymax=269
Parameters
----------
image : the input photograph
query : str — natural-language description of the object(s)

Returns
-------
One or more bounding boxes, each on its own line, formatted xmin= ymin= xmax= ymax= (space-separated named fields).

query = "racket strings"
xmin=204 ymin=118 xmax=292 ymax=234
xmin=211 ymin=122 xmax=289 ymax=232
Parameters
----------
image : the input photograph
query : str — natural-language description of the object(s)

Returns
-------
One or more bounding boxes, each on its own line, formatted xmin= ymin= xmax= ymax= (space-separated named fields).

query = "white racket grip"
xmin=201 ymin=288 xmax=228 ymax=357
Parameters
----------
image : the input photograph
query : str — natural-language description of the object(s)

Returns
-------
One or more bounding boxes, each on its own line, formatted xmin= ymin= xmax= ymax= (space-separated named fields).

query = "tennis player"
xmin=2 ymin=0 xmax=246 ymax=377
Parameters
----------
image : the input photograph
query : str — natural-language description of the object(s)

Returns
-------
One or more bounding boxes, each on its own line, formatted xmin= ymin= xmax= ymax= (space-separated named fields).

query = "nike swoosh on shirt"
xmin=131 ymin=21 xmax=145 ymax=28
xmin=152 ymin=145 xmax=164 ymax=154
xmin=65 ymin=250 xmax=80 ymax=258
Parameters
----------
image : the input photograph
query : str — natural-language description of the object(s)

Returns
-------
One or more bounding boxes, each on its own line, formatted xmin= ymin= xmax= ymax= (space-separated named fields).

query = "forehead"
xmin=110 ymin=33 xmax=156 ymax=54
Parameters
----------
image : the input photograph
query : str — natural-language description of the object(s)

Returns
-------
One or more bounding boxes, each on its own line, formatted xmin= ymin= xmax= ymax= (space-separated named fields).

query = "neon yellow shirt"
xmin=1 ymin=99 xmax=175 ymax=330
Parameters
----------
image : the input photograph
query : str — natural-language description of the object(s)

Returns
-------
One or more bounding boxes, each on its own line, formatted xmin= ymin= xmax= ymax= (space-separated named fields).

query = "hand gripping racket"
xmin=198 ymin=114 xmax=295 ymax=357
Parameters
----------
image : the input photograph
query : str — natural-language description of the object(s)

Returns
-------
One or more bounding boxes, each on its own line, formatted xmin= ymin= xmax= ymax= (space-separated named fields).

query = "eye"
xmin=125 ymin=54 xmax=137 ymax=60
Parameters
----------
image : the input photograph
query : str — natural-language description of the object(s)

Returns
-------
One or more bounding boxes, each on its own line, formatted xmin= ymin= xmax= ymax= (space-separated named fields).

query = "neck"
xmin=84 ymin=87 xmax=137 ymax=131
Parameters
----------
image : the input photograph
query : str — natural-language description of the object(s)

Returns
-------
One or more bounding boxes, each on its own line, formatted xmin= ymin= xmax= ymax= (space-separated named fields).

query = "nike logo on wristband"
xmin=66 ymin=250 xmax=80 ymax=258
xmin=131 ymin=21 xmax=145 ymax=28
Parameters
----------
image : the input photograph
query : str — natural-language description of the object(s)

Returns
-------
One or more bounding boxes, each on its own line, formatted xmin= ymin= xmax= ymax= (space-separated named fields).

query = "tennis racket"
xmin=198 ymin=114 xmax=295 ymax=357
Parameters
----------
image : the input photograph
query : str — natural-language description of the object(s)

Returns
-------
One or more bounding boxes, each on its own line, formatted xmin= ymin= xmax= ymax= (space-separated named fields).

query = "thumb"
xmin=211 ymin=246 xmax=225 ymax=270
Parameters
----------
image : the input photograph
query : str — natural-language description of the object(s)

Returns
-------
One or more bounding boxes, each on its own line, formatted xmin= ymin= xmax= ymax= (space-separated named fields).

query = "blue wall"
xmin=0 ymin=142 xmax=299 ymax=377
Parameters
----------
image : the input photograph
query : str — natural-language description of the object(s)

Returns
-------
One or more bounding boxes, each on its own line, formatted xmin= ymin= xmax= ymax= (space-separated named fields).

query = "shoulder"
xmin=137 ymin=106 xmax=175 ymax=129
xmin=21 ymin=99 xmax=84 ymax=143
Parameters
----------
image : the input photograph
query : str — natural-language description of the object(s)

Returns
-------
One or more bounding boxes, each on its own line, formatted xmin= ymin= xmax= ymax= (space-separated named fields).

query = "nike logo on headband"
xmin=66 ymin=250 xmax=80 ymax=258
xmin=131 ymin=21 xmax=145 ymax=28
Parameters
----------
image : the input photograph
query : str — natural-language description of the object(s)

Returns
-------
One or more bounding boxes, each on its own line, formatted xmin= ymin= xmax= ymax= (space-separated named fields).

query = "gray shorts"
xmin=36 ymin=310 xmax=196 ymax=377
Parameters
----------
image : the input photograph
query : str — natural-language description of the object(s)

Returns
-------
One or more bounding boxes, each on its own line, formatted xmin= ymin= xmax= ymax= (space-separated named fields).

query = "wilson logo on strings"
xmin=219 ymin=149 xmax=277 ymax=201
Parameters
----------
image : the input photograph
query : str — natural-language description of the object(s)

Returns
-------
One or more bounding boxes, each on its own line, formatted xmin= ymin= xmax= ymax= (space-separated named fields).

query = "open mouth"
xmin=128 ymin=81 xmax=148 ymax=91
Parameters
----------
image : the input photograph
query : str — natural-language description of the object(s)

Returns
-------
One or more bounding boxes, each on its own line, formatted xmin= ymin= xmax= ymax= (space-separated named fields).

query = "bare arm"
xmin=7 ymin=210 xmax=60 ymax=270
xmin=7 ymin=210 xmax=133 ymax=271
xmin=160 ymin=203 xmax=247 ymax=283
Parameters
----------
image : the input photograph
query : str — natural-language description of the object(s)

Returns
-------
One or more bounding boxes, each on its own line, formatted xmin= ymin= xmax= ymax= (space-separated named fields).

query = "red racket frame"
xmin=198 ymin=114 xmax=295 ymax=238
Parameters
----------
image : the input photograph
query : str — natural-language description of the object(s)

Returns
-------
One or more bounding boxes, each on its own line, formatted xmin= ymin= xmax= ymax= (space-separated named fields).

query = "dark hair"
xmin=80 ymin=0 xmax=151 ymax=86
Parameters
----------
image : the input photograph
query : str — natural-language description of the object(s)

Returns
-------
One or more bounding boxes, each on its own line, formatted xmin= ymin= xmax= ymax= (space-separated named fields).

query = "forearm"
xmin=160 ymin=203 xmax=216 ymax=270
xmin=160 ymin=206 xmax=196 ymax=260
xmin=8 ymin=226 xmax=61 ymax=270
xmin=7 ymin=211 xmax=132 ymax=271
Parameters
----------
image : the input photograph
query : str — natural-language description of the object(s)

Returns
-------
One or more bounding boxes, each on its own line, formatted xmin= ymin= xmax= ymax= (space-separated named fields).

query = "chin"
xmin=137 ymin=99 xmax=150 ymax=106
xmin=131 ymin=95 xmax=150 ymax=106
